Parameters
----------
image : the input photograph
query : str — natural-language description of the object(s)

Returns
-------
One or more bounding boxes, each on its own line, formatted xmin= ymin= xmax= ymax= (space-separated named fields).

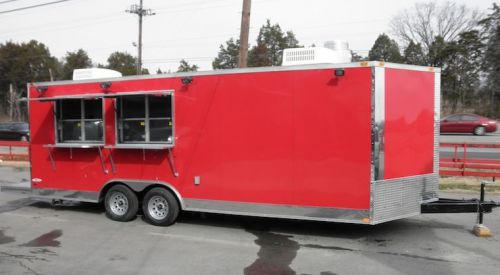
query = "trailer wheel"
xmin=142 ymin=187 xmax=179 ymax=226
xmin=104 ymin=185 xmax=139 ymax=222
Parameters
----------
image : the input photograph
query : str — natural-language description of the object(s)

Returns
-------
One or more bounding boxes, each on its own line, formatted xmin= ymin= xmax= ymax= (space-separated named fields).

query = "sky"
xmin=0 ymin=0 xmax=495 ymax=73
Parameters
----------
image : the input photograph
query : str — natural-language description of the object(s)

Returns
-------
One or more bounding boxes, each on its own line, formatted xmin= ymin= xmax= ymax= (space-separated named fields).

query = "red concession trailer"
xmin=22 ymin=62 xmax=441 ymax=226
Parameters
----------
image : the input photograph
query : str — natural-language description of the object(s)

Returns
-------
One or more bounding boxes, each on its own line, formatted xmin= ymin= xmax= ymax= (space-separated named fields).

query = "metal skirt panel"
xmin=371 ymin=174 xmax=439 ymax=224
xmin=184 ymin=199 xmax=370 ymax=224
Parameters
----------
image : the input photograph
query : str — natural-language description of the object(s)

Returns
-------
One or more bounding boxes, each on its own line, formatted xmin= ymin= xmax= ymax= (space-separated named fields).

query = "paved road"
xmin=1 ymin=167 xmax=500 ymax=275
xmin=439 ymin=128 xmax=499 ymax=160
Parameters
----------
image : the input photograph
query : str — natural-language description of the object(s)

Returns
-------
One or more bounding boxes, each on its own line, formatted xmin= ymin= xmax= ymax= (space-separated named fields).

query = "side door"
xmin=461 ymin=115 xmax=480 ymax=133
xmin=441 ymin=115 xmax=462 ymax=133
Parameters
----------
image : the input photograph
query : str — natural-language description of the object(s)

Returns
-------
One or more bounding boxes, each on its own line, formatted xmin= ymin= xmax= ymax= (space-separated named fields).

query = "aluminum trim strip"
xmin=372 ymin=67 xmax=385 ymax=181
xmin=434 ymin=72 xmax=441 ymax=174
xmin=32 ymin=62 xmax=440 ymax=87
xmin=30 ymin=90 xmax=173 ymax=101
xmin=31 ymin=93 xmax=107 ymax=101
xmin=380 ymin=62 xmax=441 ymax=73
xmin=184 ymin=199 xmax=371 ymax=224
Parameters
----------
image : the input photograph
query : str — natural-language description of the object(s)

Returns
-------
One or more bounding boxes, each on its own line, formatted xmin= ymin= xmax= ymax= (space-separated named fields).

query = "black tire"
xmin=104 ymin=185 xmax=139 ymax=222
xmin=473 ymin=126 xmax=485 ymax=136
xmin=142 ymin=187 xmax=180 ymax=226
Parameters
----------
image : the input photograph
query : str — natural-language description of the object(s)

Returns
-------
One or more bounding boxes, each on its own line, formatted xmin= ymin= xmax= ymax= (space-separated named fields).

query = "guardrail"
xmin=440 ymin=143 xmax=500 ymax=178
xmin=0 ymin=141 xmax=29 ymax=161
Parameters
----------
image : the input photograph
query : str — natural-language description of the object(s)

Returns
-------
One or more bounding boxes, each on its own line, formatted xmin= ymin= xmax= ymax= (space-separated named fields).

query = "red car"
xmin=440 ymin=114 xmax=497 ymax=135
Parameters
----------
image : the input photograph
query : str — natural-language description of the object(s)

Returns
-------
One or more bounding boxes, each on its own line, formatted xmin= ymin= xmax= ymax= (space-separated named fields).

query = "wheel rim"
xmin=109 ymin=192 xmax=129 ymax=216
xmin=148 ymin=195 xmax=169 ymax=220
xmin=475 ymin=127 xmax=485 ymax=135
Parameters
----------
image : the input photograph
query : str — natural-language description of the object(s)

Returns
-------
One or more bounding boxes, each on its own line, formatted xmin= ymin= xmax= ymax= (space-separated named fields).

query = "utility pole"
xmin=126 ymin=0 xmax=155 ymax=75
xmin=238 ymin=0 xmax=251 ymax=68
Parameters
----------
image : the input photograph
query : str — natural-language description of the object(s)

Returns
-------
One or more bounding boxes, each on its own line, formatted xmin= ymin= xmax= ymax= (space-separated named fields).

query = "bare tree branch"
xmin=390 ymin=1 xmax=481 ymax=52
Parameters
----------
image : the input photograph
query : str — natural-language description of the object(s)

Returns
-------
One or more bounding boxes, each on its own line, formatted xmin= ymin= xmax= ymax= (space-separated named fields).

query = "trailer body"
xmin=26 ymin=62 xmax=440 ymax=224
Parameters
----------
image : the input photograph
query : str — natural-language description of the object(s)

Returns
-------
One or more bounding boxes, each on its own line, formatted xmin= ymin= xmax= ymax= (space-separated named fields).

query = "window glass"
xmin=117 ymin=93 xmax=173 ymax=144
xmin=84 ymin=121 xmax=103 ymax=141
xmin=149 ymin=95 xmax=170 ymax=118
xmin=57 ymin=98 xmax=103 ymax=143
xmin=84 ymin=99 xmax=103 ymax=119
xmin=61 ymin=99 xmax=82 ymax=119
xmin=121 ymin=96 xmax=145 ymax=118
xmin=122 ymin=120 xmax=146 ymax=142
xmin=62 ymin=121 xmax=82 ymax=141
xmin=12 ymin=123 xmax=28 ymax=131
xmin=462 ymin=115 xmax=478 ymax=121
xmin=445 ymin=115 xmax=461 ymax=121
xmin=150 ymin=119 xmax=172 ymax=142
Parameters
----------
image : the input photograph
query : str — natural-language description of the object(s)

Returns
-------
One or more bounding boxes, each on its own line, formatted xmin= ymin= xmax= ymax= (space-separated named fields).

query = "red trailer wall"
xmin=384 ymin=68 xmax=435 ymax=179
xmin=29 ymin=67 xmax=372 ymax=210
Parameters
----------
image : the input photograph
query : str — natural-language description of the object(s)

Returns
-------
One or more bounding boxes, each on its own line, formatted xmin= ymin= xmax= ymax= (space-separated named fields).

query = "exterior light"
xmin=100 ymin=82 xmax=112 ymax=89
xmin=181 ymin=76 xmax=193 ymax=85
xmin=36 ymin=86 xmax=48 ymax=93
xmin=335 ymin=69 xmax=345 ymax=77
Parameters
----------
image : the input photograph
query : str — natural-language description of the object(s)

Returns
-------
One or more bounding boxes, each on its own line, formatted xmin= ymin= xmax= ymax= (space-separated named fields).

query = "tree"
xmin=61 ymin=49 xmax=92 ymax=80
xmin=403 ymin=40 xmax=426 ymax=65
xmin=479 ymin=3 xmax=500 ymax=117
xmin=248 ymin=20 xmax=300 ymax=67
xmin=429 ymin=32 xmax=483 ymax=112
xmin=390 ymin=1 xmax=481 ymax=52
xmin=177 ymin=59 xmax=199 ymax=72
xmin=351 ymin=51 xmax=367 ymax=62
xmin=212 ymin=38 xmax=240 ymax=69
xmin=368 ymin=34 xmax=403 ymax=62
xmin=106 ymin=52 xmax=137 ymax=76
xmin=0 ymin=40 xmax=59 ymax=118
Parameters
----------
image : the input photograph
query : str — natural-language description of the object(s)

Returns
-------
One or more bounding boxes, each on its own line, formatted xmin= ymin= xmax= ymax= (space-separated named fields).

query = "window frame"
xmin=55 ymin=98 xmax=105 ymax=145
xmin=115 ymin=91 xmax=174 ymax=147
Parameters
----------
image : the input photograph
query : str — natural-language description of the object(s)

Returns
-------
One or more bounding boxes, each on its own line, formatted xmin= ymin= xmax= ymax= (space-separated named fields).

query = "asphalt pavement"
xmin=1 ymin=167 xmax=500 ymax=275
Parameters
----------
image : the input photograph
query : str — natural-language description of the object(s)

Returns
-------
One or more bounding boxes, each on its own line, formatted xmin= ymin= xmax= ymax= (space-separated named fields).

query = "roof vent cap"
xmin=72 ymin=68 xmax=122 ymax=80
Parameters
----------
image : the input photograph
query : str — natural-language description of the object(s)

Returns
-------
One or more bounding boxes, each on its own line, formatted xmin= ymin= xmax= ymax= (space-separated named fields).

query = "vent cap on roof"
xmin=72 ymin=68 xmax=122 ymax=80
xmin=282 ymin=40 xmax=352 ymax=66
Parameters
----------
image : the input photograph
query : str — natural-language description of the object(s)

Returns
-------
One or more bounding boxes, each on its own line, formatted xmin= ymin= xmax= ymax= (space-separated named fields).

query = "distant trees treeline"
xmin=366 ymin=2 xmax=499 ymax=117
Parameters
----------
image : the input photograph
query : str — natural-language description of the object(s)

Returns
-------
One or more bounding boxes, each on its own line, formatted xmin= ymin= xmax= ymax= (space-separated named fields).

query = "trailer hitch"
xmin=421 ymin=181 xmax=499 ymax=215
xmin=421 ymin=181 xmax=499 ymax=236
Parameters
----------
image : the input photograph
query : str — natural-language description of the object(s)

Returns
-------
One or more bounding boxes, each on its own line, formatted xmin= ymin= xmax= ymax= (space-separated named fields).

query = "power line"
xmin=0 ymin=0 xmax=73 ymax=15
xmin=0 ymin=0 xmax=22 ymax=5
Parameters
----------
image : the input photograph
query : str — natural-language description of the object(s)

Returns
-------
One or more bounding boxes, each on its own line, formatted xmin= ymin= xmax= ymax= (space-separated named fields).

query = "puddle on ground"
xmin=21 ymin=230 xmax=62 ymax=247
xmin=244 ymin=230 xmax=299 ymax=275
xmin=0 ymin=229 xmax=15 ymax=245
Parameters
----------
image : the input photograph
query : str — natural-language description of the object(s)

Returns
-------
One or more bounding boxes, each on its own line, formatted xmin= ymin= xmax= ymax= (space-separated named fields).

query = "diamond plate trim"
xmin=371 ymin=174 xmax=439 ymax=224
xmin=434 ymin=72 xmax=441 ymax=174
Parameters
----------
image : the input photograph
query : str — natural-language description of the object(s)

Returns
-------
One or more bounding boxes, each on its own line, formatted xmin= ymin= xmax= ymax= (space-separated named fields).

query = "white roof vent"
xmin=72 ymin=68 xmax=122 ymax=80
xmin=282 ymin=40 xmax=352 ymax=66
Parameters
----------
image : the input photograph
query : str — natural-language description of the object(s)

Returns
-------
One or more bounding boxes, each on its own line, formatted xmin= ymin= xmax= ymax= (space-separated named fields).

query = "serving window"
xmin=116 ymin=93 xmax=173 ymax=144
xmin=56 ymin=98 xmax=104 ymax=143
